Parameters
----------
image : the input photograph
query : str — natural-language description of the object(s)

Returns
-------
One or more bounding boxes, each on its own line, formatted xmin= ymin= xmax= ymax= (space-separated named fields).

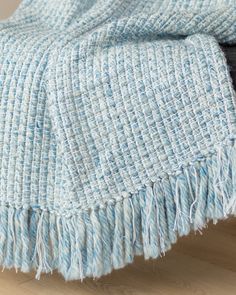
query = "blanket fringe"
xmin=0 ymin=140 xmax=236 ymax=280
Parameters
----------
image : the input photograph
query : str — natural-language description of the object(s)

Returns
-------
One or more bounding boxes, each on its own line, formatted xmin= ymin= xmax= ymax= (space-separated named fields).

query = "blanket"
xmin=0 ymin=0 xmax=236 ymax=280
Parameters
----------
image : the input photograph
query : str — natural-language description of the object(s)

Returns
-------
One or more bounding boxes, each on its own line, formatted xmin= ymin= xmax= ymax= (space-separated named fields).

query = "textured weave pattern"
xmin=0 ymin=0 xmax=236 ymax=280
xmin=49 ymin=34 xmax=236 ymax=213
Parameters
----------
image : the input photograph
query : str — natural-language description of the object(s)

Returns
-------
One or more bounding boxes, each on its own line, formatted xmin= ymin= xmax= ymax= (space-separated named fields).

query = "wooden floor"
xmin=0 ymin=218 xmax=234 ymax=295
xmin=0 ymin=0 xmax=21 ymax=20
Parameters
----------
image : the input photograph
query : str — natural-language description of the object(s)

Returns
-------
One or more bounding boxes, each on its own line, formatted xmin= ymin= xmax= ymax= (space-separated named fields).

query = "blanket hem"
xmin=0 ymin=139 xmax=236 ymax=281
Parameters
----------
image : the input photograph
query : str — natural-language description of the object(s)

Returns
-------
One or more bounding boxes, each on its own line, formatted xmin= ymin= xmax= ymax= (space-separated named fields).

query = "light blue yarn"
xmin=0 ymin=0 xmax=236 ymax=280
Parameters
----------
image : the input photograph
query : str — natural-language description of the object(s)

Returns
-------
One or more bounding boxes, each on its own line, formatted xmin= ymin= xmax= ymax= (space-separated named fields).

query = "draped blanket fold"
xmin=0 ymin=0 xmax=236 ymax=280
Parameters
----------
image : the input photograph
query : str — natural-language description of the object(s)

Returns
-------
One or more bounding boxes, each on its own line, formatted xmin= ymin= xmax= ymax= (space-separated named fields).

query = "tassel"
xmin=0 ymin=142 xmax=234 ymax=281
xmin=112 ymin=202 xmax=125 ymax=269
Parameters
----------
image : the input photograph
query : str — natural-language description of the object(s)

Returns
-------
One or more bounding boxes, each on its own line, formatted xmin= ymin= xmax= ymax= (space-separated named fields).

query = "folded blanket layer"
xmin=0 ymin=0 xmax=236 ymax=280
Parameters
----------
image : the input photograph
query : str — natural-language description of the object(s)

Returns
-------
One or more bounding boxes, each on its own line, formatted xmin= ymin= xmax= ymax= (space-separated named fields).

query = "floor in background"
xmin=0 ymin=0 xmax=21 ymax=20
xmin=0 ymin=218 xmax=235 ymax=295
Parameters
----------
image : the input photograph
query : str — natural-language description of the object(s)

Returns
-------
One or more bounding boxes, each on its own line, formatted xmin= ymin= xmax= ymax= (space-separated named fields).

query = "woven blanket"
xmin=0 ymin=0 xmax=236 ymax=281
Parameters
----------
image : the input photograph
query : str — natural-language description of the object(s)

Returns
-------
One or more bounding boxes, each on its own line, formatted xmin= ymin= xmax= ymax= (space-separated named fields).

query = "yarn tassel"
xmin=123 ymin=197 xmax=134 ymax=264
xmin=131 ymin=195 xmax=143 ymax=255
xmin=112 ymin=202 xmax=125 ymax=269
xmin=91 ymin=209 xmax=103 ymax=277
xmin=5 ymin=207 xmax=15 ymax=268
xmin=0 ymin=142 xmax=235 ymax=280
xmin=98 ymin=208 xmax=112 ymax=275
xmin=20 ymin=209 xmax=30 ymax=272
xmin=14 ymin=209 xmax=21 ymax=270
xmin=83 ymin=211 xmax=93 ymax=277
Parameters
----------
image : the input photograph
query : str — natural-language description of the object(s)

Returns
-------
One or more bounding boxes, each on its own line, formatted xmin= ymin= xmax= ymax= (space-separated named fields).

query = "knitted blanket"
xmin=0 ymin=0 xmax=236 ymax=281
